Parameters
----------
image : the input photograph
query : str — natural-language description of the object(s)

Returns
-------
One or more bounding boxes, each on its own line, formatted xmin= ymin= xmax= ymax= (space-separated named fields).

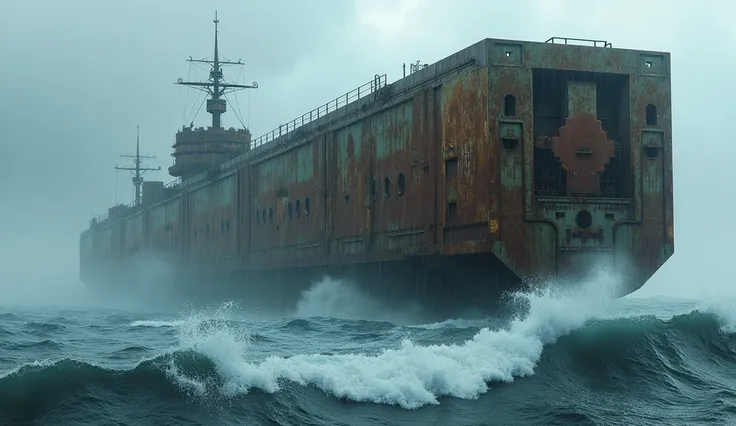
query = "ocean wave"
xmin=1 ymin=339 xmax=64 ymax=352
xmin=3 ymin=277 xmax=736 ymax=418
xmin=0 ymin=309 xmax=733 ymax=413
xmin=24 ymin=321 xmax=67 ymax=333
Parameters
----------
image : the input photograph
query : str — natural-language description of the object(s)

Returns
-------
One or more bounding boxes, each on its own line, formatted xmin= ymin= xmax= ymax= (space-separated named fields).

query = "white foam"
xmin=129 ymin=320 xmax=186 ymax=328
xmin=697 ymin=294 xmax=736 ymax=333
xmin=167 ymin=270 xmax=623 ymax=409
xmin=0 ymin=359 xmax=57 ymax=379
xmin=409 ymin=318 xmax=491 ymax=330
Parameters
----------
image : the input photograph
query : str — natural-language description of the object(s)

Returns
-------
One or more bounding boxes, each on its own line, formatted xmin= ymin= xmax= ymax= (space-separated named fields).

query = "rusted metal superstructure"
xmin=79 ymin=24 xmax=673 ymax=315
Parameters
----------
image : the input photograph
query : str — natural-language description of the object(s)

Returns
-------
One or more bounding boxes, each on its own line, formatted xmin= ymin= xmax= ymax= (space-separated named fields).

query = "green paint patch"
xmin=297 ymin=144 xmax=314 ymax=183
xmin=375 ymin=101 xmax=412 ymax=160
xmin=500 ymin=153 xmax=522 ymax=189
xmin=642 ymin=160 xmax=662 ymax=196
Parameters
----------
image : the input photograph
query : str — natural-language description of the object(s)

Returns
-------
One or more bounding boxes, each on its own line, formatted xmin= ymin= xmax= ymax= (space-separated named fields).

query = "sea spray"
xmin=166 ymin=270 xmax=624 ymax=408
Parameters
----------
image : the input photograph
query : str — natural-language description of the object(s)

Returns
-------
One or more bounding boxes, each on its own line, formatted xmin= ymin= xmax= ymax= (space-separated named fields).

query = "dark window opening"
xmin=532 ymin=69 xmax=630 ymax=198
xmin=371 ymin=179 xmax=377 ymax=200
xmin=646 ymin=104 xmax=657 ymax=126
xmin=304 ymin=198 xmax=311 ymax=216
xmin=287 ymin=202 xmax=293 ymax=219
xmin=397 ymin=173 xmax=406 ymax=195
xmin=268 ymin=207 xmax=273 ymax=223
xmin=644 ymin=146 xmax=660 ymax=159
xmin=256 ymin=210 xmax=260 ymax=225
xmin=344 ymin=194 xmax=350 ymax=205
xmin=502 ymin=138 xmax=518 ymax=150
xmin=383 ymin=176 xmax=391 ymax=199
xmin=226 ymin=220 xmax=230 ymax=232
xmin=445 ymin=157 xmax=458 ymax=181
xmin=504 ymin=94 xmax=516 ymax=117
xmin=447 ymin=202 xmax=458 ymax=226
xmin=295 ymin=200 xmax=301 ymax=218
xmin=262 ymin=209 xmax=266 ymax=224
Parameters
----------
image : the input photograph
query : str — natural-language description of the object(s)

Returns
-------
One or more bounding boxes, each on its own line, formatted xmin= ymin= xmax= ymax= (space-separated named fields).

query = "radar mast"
xmin=176 ymin=10 xmax=258 ymax=129
xmin=115 ymin=126 xmax=161 ymax=206
xmin=168 ymin=11 xmax=258 ymax=179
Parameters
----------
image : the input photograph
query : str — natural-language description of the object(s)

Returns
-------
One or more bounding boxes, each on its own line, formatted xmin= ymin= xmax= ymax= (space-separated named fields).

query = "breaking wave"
xmin=3 ymin=272 xmax=736 ymax=425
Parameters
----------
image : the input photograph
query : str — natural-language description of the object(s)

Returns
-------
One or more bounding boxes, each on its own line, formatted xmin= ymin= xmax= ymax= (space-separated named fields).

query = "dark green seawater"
xmin=1 ymin=276 xmax=735 ymax=425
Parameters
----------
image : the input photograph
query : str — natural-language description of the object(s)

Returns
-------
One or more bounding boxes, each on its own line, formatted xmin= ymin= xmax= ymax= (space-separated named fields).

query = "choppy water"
xmin=1 ymin=275 xmax=736 ymax=426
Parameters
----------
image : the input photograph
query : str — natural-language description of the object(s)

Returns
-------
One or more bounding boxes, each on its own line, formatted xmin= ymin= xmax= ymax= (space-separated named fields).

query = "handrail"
xmin=545 ymin=37 xmax=612 ymax=48
xmin=250 ymin=74 xmax=387 ymax=149
xmin=163 ymin=177 xmax=181 ymax=190
xmin=92 ymin=74 xmax=389 ymax=227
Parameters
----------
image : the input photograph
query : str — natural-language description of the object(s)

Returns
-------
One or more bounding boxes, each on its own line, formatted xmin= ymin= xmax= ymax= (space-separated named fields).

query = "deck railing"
xmin=91 ymin=74 xmax=389 ymax=225
xmin=250 ymin=74 xmax=387 ymax=149
xmin=545 ymin=37 xmax=612 ymax=48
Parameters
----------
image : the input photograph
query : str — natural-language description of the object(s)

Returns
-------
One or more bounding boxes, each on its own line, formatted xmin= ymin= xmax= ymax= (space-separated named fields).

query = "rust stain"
xmin=81 ymin=38 xmax=673 ymax=299
xmin=441 ymin=68 xmax=489 ymax=226
xmin=551 ymin=113 xmax=616 ymax=196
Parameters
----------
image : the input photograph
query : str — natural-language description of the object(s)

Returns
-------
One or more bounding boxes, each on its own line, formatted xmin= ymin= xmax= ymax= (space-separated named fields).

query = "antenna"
xmin=176 ymin=10 xmax=258 ymax=128
xmin=115 ymin=126 xmax=161 ymax=206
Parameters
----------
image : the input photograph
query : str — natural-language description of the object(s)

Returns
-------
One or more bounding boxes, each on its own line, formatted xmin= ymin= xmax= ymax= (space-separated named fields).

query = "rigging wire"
xmin=233 ymin=65 xmax=247 ymax=129
xmin=114 ymin=166 xmax=119 ymax=205
xmin=223 ymin=92 xmax=246 ymax=129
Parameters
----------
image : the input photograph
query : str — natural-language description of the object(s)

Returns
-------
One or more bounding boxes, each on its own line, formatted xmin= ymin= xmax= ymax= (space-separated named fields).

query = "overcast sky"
xmin=0 ymin=0 xmax=733 ymax=302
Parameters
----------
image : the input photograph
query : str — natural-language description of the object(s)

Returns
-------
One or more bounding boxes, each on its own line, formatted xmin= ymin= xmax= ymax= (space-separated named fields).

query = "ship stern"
xmin=489 ymin=38 xmax=673 ymax=296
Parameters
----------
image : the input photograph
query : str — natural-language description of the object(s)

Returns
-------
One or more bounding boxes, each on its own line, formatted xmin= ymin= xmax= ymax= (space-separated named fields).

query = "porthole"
xmin=305 ymin=197 xmax=311 ymax=216
xmin=383 ymin=176 xmax=391 ymax=199
xmin=295 ymin=199 xmax=301 ymax=218
xmin=397 ymin=173 xmax=406 ymax=196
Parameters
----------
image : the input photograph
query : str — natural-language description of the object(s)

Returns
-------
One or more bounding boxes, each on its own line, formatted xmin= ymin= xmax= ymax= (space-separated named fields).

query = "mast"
xmin=115 ymin=126 xmax=161 ymax=205
xmin=176 ymin=10 xmax=258 ymax=129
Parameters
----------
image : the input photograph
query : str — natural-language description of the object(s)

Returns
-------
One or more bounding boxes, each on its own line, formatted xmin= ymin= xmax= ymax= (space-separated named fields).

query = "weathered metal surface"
xmin=80 ymin=36 xmax=674 ymax=302
xmin=169 ymin=121 xmax=251 ymax=179
xmin=249 ymin=139 xmax=323 ymax=265
xmin=614 ymin=54 xmax=673 ymax=288
xmin=489 ymin=61 xmax=533 ymax=274
xmin=185 ymin=175 xmax=237 ymax=266
xmin=439 ymin=67 xmax=489 ymax=250
xmin=551 ymin=113 xmax=616 ymax=196
xmin=121 ymin=212 xmax=146 ymax=256
xmin=332 ymin=121 xmax=368 ymax=243
xmin=147 ymin=197 xmax=181 ymax=256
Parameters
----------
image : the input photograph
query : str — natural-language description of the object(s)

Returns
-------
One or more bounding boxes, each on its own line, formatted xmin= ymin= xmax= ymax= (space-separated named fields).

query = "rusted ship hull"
xmin=80 ymin=37 xmax=674 ymax=317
